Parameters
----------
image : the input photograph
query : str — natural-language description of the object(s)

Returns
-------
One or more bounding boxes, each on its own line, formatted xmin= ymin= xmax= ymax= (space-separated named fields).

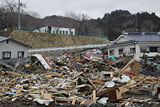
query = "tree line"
xmin=1 ymin=0 xmax=160 ymax=40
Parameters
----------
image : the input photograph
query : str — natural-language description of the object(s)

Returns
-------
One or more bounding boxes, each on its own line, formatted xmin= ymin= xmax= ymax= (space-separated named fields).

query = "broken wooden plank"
xmin=93 ymin=90 xmax=96 ymax=104
xmin=55 ymin=97 xmax=83 ymax=103
xmin=88 ymin=78 xmax=98 ymax=91
xmin=72 ymin=72 xmax=83 ymax=79
xmin=120 ymin=58 xmax=135 ymax=73
xmin=131 ymin=61 xmax=140 ymax=76
xmin=72 ymin=95 xmax=77 ymax=105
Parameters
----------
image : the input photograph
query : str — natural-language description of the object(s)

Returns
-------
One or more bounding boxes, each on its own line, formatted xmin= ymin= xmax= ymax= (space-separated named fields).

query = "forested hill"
xmin=1 ymin=9 xmax=160 ymax=40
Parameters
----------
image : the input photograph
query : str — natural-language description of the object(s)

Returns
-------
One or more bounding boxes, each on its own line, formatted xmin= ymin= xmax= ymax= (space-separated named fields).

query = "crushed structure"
xmin=0 ymin=49 xmax=160 ymax=107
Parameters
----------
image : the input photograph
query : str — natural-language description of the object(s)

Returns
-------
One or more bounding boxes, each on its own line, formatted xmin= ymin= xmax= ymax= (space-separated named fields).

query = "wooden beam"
xmin=72 ymin=95 xmax=77 ymax=105
xmin=88 ymin=78 xmax=98 ymax=91
xmin=120 ymin=58 xmax=135 ymax=73
xmin=93 ymin=90 xmax=96 ymax=104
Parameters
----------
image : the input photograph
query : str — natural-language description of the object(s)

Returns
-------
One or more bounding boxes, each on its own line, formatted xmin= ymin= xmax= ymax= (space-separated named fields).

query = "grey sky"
xmin=8 ymin=0 xmax=160 ymax=18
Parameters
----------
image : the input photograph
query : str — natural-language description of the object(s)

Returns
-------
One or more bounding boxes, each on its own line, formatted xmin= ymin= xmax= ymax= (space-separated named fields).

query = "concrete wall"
xmin=0 ymin=40 xmax=29 ymax=59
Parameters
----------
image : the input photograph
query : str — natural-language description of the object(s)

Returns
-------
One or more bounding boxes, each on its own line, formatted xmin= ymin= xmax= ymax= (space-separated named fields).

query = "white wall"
xmin=108 ymin=44 xmax=136 ymax=57
xmin=0 ymin=40 xmax=29 ymax=59
xmin=52 ymin=27 xmax=75 ymax=35
xmin=108 ymin=43 xmax=160 ymax=57
xmin=33 ymin=26 xmax=76 ymax=35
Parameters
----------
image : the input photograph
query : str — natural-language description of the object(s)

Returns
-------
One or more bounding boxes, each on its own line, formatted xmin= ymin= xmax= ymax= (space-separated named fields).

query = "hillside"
xmin=1 ymin=8 xmax=160 ymax=41
xmin=10 ymin=30 xmax=109 ymax=49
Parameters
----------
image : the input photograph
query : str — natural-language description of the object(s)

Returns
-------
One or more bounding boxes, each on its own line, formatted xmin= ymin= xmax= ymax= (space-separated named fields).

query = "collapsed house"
xmin=107 ymin=32 xmax=160 ymax=57
xmin=0 ymin=48 xmax=160 ymax=107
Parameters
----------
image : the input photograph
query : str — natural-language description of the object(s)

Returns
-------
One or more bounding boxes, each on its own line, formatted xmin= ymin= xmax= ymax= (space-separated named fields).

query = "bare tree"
xmin=0 ymin=0 xmax=26 ymax=29
xmin=64 ymin=11 xmax=90 ymax=33
xmin=65 ymin=11 xmax=90 ymax=21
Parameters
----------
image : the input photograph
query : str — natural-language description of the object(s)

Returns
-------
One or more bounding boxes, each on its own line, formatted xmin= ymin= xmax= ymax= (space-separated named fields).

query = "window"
xmin=118 ymin=49 xmax=123 ymax=55
xmin=56 ymin=30 xmax=59 ymax=34
xmin=66 ymin=31 xmax=68 ymax=35
xmin=53 ymin=30 xmax=55 ymax=34
xmin=140 ymin=47 xmax=147 ymax=53
xmin=130 ymin=48 xmax=136 ymax=54
xmin=17 ymin=51 xmax=24 ymax=58
xmin=2 ymin=52 xmax=11 ymax=59
xmin=110 ymin=50 xmax=114 ymax=56
xmin=63 ymin=31 xmax=65 ymax=34
xmin=149 ymin=47 xmax=158 ymax=52
xmin=70 ymin=31 xmax=73 ymax=35
xmin=59 ymin=30 xmax=62 ymax=34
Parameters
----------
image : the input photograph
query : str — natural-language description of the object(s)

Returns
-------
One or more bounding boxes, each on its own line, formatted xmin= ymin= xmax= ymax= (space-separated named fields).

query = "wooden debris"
xmin=72 ymin=95 xmax=77 ymax=105
xmin=93 ymin=90 xmax=96 ymax=104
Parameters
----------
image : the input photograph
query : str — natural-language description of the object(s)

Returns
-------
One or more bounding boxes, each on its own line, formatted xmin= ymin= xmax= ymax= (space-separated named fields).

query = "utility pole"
xmin=18 ymin=0 xmax=21 ymax=30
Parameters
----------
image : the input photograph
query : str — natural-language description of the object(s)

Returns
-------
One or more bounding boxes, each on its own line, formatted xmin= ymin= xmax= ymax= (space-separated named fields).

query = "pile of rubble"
xmin=0 ymin=50 xmax=160 ymax=107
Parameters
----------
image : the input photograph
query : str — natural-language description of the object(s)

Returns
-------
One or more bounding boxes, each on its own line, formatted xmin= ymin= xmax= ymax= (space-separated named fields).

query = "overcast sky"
xmin=4 ymin=0 xmax=160 ymax=18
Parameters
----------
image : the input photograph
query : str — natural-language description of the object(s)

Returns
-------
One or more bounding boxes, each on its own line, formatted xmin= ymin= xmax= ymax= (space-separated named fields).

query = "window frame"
xmin=109 ymin=49 xmax=114 ymax=56
xmin=118 ymin=48 xmax=124 ymax=56
xmin=130 ymin=48 xmax=136 ymax=54
xmin=2 ymin=51 xmax=11 ymax=59
xmin=17 ymin=51 xmax=24 ymax=58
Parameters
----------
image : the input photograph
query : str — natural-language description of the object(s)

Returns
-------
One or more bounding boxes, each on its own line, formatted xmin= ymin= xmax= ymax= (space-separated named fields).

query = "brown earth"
xmin=10 ymin=30 xmax=109 ymax=49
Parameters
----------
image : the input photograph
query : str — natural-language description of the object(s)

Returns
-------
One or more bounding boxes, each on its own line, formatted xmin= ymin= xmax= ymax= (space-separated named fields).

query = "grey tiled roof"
xmin=0 ymin=36 xmax=8 ymax=42
xmin=122 ymin=32 xmax=160 ymax=42
xmin=0 ymin=36 xmax=31 ymax=48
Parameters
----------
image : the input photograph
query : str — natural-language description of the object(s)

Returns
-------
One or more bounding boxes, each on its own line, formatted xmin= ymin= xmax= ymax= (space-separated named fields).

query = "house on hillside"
xmin=0 ymin=36 xmax=31 ymax=63
xmin=33 ymin=26 xmax=76 ymax=35
xmin=107 ymin=32 xmax=160 ymax=57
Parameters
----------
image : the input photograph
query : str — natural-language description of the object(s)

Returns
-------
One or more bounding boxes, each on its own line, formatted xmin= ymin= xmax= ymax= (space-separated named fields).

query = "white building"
xmin=0 ymin=36 xmax=31 ymax=63
xmin=33 ymin=26 xmax=76 ymax=35
xmin=107 ymin=32 xmax=160 ymax=57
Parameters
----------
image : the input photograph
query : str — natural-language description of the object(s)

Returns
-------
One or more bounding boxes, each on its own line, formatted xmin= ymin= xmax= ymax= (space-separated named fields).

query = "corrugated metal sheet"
xmin=0 ymin=36 xmax=8 ymax=42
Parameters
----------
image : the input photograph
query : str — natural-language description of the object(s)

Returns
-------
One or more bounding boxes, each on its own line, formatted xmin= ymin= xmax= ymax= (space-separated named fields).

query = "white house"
xmin=33 ymin=26 xmax=76 ymax=35
xmin=107 ymin=32 xmax=160 ymax=57
xmin=0 ymin=36 xmax=31 ymax=63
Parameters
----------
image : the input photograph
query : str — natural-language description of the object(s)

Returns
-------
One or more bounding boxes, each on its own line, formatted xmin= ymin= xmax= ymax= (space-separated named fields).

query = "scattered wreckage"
xmin=0 ymin=49 xmax=160 ymax=107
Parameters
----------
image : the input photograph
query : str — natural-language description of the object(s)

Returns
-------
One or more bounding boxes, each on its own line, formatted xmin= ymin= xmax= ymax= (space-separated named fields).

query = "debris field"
xmin=0 ymin=50 xmax=160 ymax=107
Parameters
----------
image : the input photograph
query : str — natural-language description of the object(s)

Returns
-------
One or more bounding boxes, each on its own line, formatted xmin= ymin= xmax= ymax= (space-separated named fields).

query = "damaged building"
xmin=107 ymin=32 xmax=160 ymax=57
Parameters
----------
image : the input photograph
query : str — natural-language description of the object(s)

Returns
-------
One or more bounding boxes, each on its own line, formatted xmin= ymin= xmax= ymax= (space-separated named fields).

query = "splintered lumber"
xmin=72 ymin=95 xmax=77 ymax=105
xmin=80 ymin=99 xmax=87 ymax=105
xmin=120 ymin=58 xmax=135 ymax=73
xmin=93 ymin=90 xmax=96 ymax=104
xmin=55 ymin=79 xmax=66 ymax=89
xmin=76 ymin=84 xmax=92 ymax=89
xmin=132 ymin=98 xmax=152 ymax=103
xmin=6 ymin=71 xmax=27 ymax=77
xmin=131 ymin=61 xmax=140 ymax=76
xmin=72 ymin=72 xmax=83 ymax=79
xmin=44 ymin=72 xmax=64 ymax=78
xmin=55 ymin=97 xmax=72 ymax=102
xmin=55 ymin=97 xmax=83 ymax=103
xmin=118 ymin=98 xmax=131 ymax=107
xmin=88 ymin=78 xmax=98 ymax=91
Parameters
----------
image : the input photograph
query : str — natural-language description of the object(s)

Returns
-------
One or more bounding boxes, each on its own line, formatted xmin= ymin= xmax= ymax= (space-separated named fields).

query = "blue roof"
xmin=0 ymin=36 xmax=8 ymax=42
xmin=122 ymin=32 xmax=160 ymax=42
